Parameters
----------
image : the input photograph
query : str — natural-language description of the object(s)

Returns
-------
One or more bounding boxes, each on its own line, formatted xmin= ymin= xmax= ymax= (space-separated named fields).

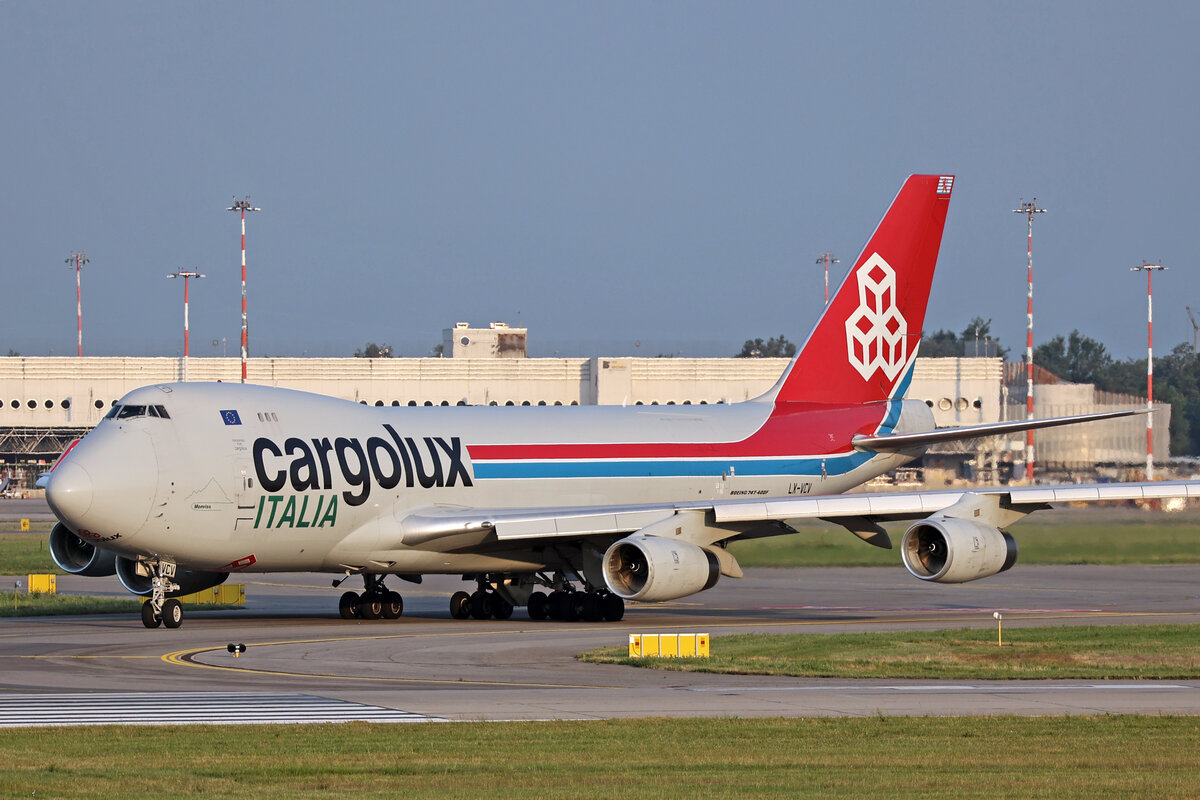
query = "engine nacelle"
xmin=901 ymin=517 xmax=1018 ymax=584
xmin=48 ymin=523 xmax=117 ymax=577
xmin=115 ymin=556 xmax=230 ymax=597
xmin=602 ymin=535 xmax=720 ymax=602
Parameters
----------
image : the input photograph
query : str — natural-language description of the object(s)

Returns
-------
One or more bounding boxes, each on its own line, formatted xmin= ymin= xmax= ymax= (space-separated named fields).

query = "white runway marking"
xmin=0 ymin=692 xmax=444 ymax=727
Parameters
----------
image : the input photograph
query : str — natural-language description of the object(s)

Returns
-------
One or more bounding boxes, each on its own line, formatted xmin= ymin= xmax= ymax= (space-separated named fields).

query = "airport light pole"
xmin=65 ymin=252 xmax=89 ymax=357
xmin=1013 ymin=199 xmax=1046 ymax=482
xmin=1131 ymin=262 xmax=1166 ymax=480
xmin=227 ymin=197 xmax=259 ymax=383
xmin=816 ymin=253 xmax=838 ymax=307
xmin=167 ymin=269 xmax=205 ymax=382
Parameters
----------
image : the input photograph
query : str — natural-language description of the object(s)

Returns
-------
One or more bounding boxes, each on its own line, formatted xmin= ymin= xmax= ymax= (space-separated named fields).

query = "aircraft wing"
xmin=399 ymin=480 xmax=1200 ymax=548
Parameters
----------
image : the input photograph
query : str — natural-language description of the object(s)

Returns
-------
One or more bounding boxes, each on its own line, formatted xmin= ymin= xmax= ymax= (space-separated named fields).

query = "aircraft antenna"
xmin=227 ymin=197 xmax=260 ymax=383
xmin=65 ymin=252 xmax=89 ymax=357
xmin=815 ymin=253 xmax=838 ymax=307
xmin=1013 ymin=199 xmax=1046 ymax=483
xmin=1131 ymin=262 xmax=1166 ymax=480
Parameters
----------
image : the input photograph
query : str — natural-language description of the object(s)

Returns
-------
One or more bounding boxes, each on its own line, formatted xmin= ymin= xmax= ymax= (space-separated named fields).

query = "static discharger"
xmin=629 ymin=633 xmax=710 ymax=658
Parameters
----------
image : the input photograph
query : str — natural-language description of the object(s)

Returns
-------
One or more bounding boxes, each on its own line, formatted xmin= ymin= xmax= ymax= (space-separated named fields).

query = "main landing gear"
xmin=449 ymin=573 xmax=624 ymax=622
xmin=336 ymin=573 xmax=404 ymax=621
xmin=140 ymin=560 xmax=183 ymax=629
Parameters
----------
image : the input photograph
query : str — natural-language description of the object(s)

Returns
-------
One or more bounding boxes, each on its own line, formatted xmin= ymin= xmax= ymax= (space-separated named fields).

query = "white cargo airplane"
xmin=41 ymin=174 xmax=1198 ymax=628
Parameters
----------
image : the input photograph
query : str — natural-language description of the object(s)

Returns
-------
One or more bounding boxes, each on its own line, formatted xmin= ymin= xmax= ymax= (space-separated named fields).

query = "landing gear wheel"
xmin=602 ymin=593 xmax=625 ymax=622
xmin=527 ymin=591 xmax=549 ymax=621
xmin=140 ymin=601 xmax=161 ymax=629
xmin=491 ymin=595 xmax=514 ymax=620
xmin=358 ymin=593 xmax=384 ymax=620
xmin=580 ymin=592 xmax=603 ymax=622
xmin=339 ymin=591 xmax=361 ymax=619
xmin=569 ymin=592 xmax=585 ymax=622
xmin=469 ymin=590 xmax=493 ymax=620
xmin=449 ymin=591 xmax=472 ymax=619
xmin=162 ymin=598 xmax=183 ymax=629
xmin=382 ymin=591 xmax=404 ymax=620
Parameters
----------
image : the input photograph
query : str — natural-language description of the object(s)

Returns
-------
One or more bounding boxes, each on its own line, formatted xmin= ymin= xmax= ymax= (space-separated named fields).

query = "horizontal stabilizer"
xmin=852 ymin=408 xmax=1148 ymax=451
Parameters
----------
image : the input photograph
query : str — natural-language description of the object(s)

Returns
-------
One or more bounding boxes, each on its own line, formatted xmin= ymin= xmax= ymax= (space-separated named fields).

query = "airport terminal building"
xmin=0 ymin=325 xmax=1167 ymax=492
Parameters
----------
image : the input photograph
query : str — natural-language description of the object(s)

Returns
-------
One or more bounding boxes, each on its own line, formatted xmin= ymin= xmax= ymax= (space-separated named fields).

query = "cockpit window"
xmin=106 ymin=403 xmax=171 ymax=421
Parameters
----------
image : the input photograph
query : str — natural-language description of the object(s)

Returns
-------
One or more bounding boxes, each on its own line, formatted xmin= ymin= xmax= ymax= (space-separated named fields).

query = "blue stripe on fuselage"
xmin=472 ymin=451 xmax=876 ymax=480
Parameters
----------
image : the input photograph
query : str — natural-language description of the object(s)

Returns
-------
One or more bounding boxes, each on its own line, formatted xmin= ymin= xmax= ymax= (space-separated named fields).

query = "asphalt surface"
xmin=3 ymin=496 xmax=1200 ymax=724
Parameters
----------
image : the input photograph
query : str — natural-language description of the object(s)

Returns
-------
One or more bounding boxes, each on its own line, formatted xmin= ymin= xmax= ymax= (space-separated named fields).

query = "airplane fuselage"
xmin=48 ymin=380 xmax=923 ymax=576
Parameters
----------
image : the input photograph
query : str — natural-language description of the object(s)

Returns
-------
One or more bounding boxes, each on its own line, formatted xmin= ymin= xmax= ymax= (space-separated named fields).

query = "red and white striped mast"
xmin=1013 ymin=199 xmax=1046 ymax=482
xmin=65 ymin=252 xmax=89 ymax=356
xmin=166 ymin=269 xmax=205 ymax=381
xmin=1131 ymin=261 xmax=1166 ymax=480
xmin=816 ymin=252 xmax=838 ymax=307
xmin=228 ymin=197 xmax=259 ymax=383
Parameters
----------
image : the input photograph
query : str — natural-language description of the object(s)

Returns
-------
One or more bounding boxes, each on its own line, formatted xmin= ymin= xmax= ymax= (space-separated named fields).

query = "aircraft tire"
xmin=601 ymin=593 xmax=625 ymax=622
xmin=162 ymin=598 xmax=183 ymax=629
xmin=338 ymin=591 xmax=360 ymax=619
xmin=568 ymin=593 xmax=585 ymax=622
xmin=382 ymin=591 xmax=404 ymax=619
xmin=140 ymin=601 xmax=161 ymax=629
xmin=469 ymin=590 xmax=493 ymax=620
xmin=547 ymin=591 xmax=567 ymax=620
xmin=449 ymin=591 xmax=472 ymax=619
xmin=527 ymin=591 xmax=549 ymax=620
xmin=358 ymin=593 xmax=384 ymax=620
xmin=491 ymin=594 xmax=514 ymax=620
xmin=580 ymin=592 xmax=603 ymax=623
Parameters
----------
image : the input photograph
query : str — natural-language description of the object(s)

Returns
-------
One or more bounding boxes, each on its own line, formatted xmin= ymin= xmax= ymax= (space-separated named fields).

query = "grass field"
xmin=1 ymin=716 xmax=1198 ymax=798
xmin=0 ymin=591 xmax=142 ymax=617
xmin=728 ymin=507 xmax=1200 ymax=567
xmin=581 ymin=623 xmax=1200 ymax=680
xmin=0 ymin=532 xmax=56 ymax=574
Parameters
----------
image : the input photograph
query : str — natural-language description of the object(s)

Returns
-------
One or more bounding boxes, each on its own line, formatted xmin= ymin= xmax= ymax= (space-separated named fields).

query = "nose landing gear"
xmin=140 ymin=560 xmax=182 ymax=629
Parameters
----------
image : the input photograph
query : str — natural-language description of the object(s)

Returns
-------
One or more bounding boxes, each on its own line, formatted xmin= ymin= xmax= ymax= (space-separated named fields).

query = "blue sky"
xmin=2 ymin=2 xmax=1196 ymax=360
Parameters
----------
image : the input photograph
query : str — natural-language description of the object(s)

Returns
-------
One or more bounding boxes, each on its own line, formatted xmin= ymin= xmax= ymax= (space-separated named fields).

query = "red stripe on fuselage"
xmin=468 ymin=402 xmax=889 ymax=461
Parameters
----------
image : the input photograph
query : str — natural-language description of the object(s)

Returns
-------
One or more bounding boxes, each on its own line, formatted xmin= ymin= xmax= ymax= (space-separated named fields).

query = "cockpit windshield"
xmin=105 ymin=404 xmax=171 ymax=420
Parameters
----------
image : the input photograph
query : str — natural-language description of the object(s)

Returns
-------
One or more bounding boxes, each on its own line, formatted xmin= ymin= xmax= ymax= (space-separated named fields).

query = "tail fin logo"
xmin=845 ymin=253 xmax=908 ymax=382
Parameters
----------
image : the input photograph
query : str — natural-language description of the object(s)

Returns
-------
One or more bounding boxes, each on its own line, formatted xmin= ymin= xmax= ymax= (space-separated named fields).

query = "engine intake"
xmin=48 ymin=523 xmax=117 ymax=577
xmin=115 ymin=557 xmax=230 ymax=597
xmin=602 ymin=535 xmax=720 ymax=602
xmin=901 ymin=517 xmax=1018 ymax=584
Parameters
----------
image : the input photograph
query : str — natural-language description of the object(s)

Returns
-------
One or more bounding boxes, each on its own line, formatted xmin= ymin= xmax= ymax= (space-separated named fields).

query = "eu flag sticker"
xmin=220 ymin=409 xmax=242 ymax=426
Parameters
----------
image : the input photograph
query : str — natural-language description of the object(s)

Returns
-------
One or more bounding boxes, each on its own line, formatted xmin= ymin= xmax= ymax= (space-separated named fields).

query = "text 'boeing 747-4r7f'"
xmin=40 ymin=174 xmax=1199 ymax=628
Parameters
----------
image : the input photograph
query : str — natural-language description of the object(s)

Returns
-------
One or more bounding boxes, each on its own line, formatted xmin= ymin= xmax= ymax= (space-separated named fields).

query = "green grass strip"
xmin=1 ymin=716 xmax=1198 ymax=799
xmin=0 ymin=592 xmax=142 ymax=617
xmin=582 ymin=623 xmax=1200 ymax=680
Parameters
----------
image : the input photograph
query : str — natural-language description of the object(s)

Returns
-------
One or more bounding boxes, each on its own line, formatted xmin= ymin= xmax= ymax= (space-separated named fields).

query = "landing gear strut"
xmin=336 ymin=574 xmax=404 ymax=621
xmin=140 ymin=560 xmax=182 ymax=629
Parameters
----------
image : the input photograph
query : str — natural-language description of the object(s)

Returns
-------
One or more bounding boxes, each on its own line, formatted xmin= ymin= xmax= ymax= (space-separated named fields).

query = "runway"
xmin=2 ymin=557 xmax=1199 ymax=724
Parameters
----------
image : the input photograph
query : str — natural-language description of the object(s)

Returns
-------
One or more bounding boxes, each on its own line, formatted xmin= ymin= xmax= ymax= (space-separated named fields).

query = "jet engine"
xmin=115 ymin=557 xmax=230 ymax=597
xmin=48 ymin=523 xmax=117 ymax=577
xmin=900 ymin=517 xmax=1018 ymax=584
xmin=602 ymin=535 xmax=720 ymax=602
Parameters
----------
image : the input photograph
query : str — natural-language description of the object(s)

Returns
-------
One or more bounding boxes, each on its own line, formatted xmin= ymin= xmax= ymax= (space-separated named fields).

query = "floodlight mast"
xmin=227 ymin=197 xmax=259 ymax=383
xmin=65 ymin=252 xmax=89 ymax=356
xmin=166 ymin=269 xmax=206 ymax=382
xmin=1013 ymin=199 xmax=1046 ymax=482
xmin=1131 ymin=261 xmax=1166 ymax=480
xmin=816 ymin=253 xmax=838 ymax=307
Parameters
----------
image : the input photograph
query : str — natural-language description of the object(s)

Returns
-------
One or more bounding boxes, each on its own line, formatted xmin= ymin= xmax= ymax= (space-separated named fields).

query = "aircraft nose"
xmin=45 ymin=462 xmax=94 ymax=523
xmin=44 ymin=427 xmax=158 ymax=539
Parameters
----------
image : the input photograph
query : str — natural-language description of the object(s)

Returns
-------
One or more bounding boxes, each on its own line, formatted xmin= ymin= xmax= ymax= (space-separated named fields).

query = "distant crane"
xmin=1188 ymin=306 xmax=1198 ymax=354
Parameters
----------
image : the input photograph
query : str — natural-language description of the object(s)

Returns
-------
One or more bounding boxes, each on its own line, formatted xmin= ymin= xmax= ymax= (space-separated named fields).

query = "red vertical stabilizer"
xmin=766 ymin=174 xmax=955 ymax=406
